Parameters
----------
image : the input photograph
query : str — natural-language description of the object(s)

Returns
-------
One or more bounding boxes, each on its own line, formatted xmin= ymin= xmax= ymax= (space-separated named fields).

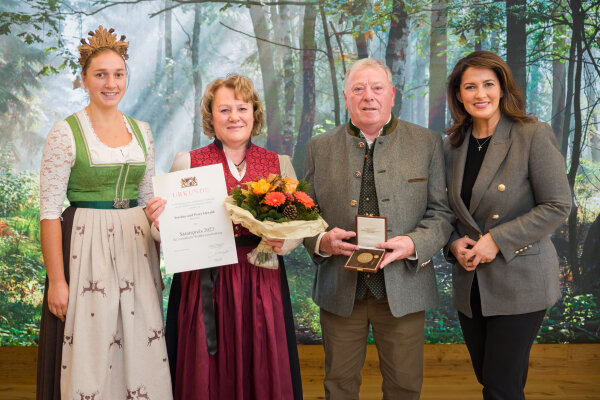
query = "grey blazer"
xmin=304 ymin=117 xmax=454 ymax=318
xmin=443 ymin=116 xmax=571 ymax=317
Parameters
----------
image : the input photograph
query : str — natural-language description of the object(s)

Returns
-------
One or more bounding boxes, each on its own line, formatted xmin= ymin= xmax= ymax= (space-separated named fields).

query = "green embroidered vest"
xmin=349 ymin=116 xmax=397 ymax=300
xmin=65 ymin=113 xmax=147 ymax=208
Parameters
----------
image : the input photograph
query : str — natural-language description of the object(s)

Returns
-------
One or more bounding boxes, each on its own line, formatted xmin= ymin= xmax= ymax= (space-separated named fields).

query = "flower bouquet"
xmin=224 ymin=174 xmax=328 ymax=269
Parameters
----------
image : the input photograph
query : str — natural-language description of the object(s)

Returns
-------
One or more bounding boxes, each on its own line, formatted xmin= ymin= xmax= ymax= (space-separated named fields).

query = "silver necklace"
xmin=474 ymin=135 xmax=492 ymax=151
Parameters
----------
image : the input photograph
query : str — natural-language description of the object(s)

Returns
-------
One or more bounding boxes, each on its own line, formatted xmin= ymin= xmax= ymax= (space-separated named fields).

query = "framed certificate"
xmin=152 ymin=164 xmax=238 ymax=273
xmin=344 ymin=215 xmax=387 ymax=272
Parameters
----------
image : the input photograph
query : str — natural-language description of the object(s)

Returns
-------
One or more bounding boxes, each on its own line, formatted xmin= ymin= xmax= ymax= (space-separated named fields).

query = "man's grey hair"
xmin=344 ymin=58 xmax=393 ymax=89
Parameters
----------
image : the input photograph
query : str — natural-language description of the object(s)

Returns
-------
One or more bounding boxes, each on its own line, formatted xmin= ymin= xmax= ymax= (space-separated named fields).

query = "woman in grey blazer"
xmin=444 ymin=51 xmax=571 ymax=399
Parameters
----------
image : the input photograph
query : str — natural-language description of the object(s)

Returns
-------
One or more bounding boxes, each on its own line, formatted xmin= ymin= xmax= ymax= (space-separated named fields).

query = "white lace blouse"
xmin=39 ymin=109 xmax=155 ymax=220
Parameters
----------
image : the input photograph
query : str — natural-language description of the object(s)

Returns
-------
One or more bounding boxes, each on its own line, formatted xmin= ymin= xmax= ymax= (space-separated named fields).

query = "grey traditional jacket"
xmin=304 ymin=116 xmax=454 ymax=318
xmin=443 ymin=116 xmax=571 ymax=317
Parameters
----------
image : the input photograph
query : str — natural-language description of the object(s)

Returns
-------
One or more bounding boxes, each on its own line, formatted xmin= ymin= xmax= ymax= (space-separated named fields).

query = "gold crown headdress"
xmin=78 ymin=25 xmax=129 ymax=68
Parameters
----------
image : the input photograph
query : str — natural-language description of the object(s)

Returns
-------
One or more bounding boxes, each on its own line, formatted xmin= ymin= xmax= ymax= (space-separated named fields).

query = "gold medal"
xmin=374 ymin=255 xmax=379 ymax=259
xmin=357 ymin=252 xmax=374 ymax=264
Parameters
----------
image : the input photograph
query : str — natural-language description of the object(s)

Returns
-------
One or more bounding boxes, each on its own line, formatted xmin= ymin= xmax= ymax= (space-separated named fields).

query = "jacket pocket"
xmin=408 ymin=177 xmax=428 ymax=183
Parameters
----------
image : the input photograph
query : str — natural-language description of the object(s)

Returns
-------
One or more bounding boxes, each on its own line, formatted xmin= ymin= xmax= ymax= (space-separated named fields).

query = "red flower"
xmin=294 ymin=191 xmax=315 ymax=208
xmin=264 ymin=191 xmax=286 ymax=207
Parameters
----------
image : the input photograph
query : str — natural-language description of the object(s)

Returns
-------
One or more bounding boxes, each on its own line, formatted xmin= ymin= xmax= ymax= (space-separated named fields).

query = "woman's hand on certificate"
xmin=145 ymin=197 xmax=167 ymax=228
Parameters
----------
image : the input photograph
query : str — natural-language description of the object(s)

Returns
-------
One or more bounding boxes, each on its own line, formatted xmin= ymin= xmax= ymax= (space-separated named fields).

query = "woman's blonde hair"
xmin=201 ymin=75 xmax=265 ymax=138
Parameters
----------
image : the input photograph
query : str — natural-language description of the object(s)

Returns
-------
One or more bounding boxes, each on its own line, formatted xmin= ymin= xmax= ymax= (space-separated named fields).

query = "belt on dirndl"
xmin=70 ymin=199 xmax=138 ymax=209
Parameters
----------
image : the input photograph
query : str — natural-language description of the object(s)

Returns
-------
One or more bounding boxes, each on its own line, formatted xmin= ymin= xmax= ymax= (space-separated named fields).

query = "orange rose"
xmin=251 ymin=179 xmax=272 ymax=195
xmin=283 ymin=177 xmax=299 ymax=194
xmin=294 ymin=191 xmax=315 ymax=208
xmin=264 ymin=192 xmax=286 ymax=207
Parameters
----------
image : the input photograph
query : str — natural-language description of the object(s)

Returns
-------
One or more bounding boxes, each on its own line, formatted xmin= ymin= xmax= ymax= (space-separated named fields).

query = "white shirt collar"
xmin=357 ymin=114 xmax=392 ymax=147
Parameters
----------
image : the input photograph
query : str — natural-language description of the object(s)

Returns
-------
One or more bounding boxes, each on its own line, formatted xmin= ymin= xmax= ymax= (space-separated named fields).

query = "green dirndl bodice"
xmin=65 ymin=113 xmax=147 ymax=209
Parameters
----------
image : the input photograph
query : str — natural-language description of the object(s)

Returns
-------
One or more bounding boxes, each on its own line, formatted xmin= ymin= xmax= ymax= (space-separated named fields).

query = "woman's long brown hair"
xmin=446 ymin=50 xmax=536 ymax=147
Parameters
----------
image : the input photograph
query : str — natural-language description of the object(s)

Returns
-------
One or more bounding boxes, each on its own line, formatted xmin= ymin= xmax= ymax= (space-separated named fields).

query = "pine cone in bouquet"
xmin=282 ymin=204 xmax=298 ymax=220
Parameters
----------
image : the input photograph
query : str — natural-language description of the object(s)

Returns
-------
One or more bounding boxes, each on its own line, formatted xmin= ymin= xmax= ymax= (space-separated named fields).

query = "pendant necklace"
xmin=234 ymin=156 xmax=246 ymax=172
xmin=474 ymin=135 xmax=492 ymax=151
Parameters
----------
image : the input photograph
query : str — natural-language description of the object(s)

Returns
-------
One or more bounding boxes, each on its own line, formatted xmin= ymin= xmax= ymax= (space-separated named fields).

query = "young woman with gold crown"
xmin=36 ymin=26 xmax=172 ymax=399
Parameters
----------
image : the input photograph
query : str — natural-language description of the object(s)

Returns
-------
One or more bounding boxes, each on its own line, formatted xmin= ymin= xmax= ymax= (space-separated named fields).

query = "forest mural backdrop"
xmin=0 ymin=0 xmax=599 ymax=346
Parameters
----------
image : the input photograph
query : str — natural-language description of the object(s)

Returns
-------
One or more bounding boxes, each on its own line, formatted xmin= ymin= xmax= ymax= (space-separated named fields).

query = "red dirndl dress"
xmin=165 ymin=141 xmax=302 ymax=400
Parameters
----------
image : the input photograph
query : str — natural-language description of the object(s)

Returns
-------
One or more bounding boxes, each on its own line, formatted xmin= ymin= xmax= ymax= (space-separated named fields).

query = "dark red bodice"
xmin=189 ymin=142 xmax=281 ymax=193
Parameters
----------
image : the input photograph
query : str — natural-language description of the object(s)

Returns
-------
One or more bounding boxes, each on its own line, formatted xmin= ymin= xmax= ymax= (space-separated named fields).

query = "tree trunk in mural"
xmin=580 ymin=213 xmax=600 ymax=295
xmin=352 ymin=0 xmax=369 ymax=59
xmin=414 ymin=52 xmax=427 ymax=125
xmin=321 ymin=8 xmax=340 ymax=126
xmin=191 ymin=3 xmax=203 ymax=149
xmin=154 ymin=8 xmax=164 ymax=81
xmin=355 ymin=35 xmax=368 ymax=59
xmin=293 ymin=3 xmax=317 ymax=176
xmin=330 ymin=21 xmax=349 ymax=122
xmin=551 ymin=25 xmax=567 ymax=143
xmin=506 ymin=0 xmax=527 ymax=105
xmin=561 ymin=30 xmax=576 ymax=159
xmin=474 ymin=26 xmax=482 ymax=51
xmin=583 ymin=51 xmax=600 ymax=163
xmin=583 ymin=51 xmax=599 ymax=162
xmin=567 ymin=0 xmax=584 ymax=283
xmin=385 ymin=0 xmax=409 ymax=117
xmin=165 ymin=0 xmax=173 ymax=100
xmin=428 ymin=0 xmax=447 ymax=133
xmin=249 ymin=6 xmax=286 ymax=155
xmin=278 ymin=4 xmax=296 ymax=151
xmin=592 ymin=125 xmax=600 ymax=162
xmin=130 ymin=5 xmax=168 ymax=137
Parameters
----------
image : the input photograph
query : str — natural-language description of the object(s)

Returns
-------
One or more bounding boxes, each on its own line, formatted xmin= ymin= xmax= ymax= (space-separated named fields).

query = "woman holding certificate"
xmin=157 ymin=75 xmax=303 ymax=400
xmin=37 ymin=27 xmax=172 ymax=399
xmin=444 ymin=51 xmax=571 ymax=399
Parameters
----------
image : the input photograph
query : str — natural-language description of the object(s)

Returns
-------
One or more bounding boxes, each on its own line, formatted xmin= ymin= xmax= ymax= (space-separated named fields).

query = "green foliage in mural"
xmin=0 ymin=148 xmax=44 ymax=346
xmin=541 ymin=292 xmax=600 ymax=343
xmin=0 ymin=0 xmax=78 ymax=74
xmin=425 ymin=254 xmax=463 ymax=344
xmin=285 ymin=248 xmax=322 ymax=343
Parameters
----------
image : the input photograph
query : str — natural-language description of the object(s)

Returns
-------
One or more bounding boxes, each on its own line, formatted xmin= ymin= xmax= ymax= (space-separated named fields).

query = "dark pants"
xmin=458 ymin=275 xmax=545 ymax=400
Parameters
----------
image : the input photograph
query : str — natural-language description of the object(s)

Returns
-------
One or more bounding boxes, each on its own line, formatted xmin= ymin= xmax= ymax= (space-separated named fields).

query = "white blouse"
xmin=39 ymin=109 xmax=155 ymax=220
